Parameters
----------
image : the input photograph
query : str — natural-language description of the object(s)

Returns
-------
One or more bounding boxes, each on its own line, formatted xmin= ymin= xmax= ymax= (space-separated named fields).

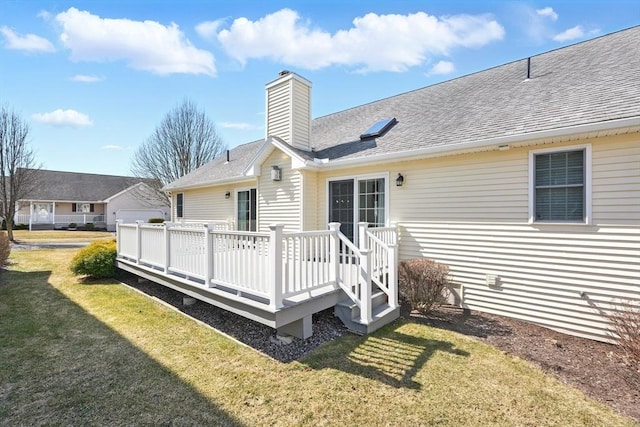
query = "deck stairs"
xmin=334 ymin=289 xmax=400 ymax=335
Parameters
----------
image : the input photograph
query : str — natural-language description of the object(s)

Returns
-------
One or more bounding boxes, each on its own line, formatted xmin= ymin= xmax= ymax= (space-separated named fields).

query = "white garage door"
xmin=116 ymin=209 xmax=166 ymax=224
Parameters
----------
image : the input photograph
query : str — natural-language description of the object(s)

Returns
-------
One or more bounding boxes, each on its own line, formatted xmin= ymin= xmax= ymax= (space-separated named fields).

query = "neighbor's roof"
xmin=168 ymin=26 xmax=640 ymax=190
xmin=20 ymin=169 xmax=158 ymax=202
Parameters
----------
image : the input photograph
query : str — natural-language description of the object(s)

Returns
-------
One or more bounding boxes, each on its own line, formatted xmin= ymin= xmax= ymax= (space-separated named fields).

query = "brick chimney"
xmin=265 ymin=71 xmax=312 ymax=151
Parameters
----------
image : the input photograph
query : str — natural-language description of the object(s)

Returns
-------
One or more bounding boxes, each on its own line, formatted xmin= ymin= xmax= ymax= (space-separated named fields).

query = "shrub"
xmin=606 ymin=301 xmax=640 ymax=389
xmin=68 ymin=223 xmax=77 ymax=229
xmin=398 ymin=258 xmax=450 ymax=314
xmin=70 ymin=239 xmax=117 ymax=279
xmin=148 ymin=218 xmax=165 ymax=224
xmin=85 ymin=222 xmax=95 ymax=231
xmin=0 ymin=232 xmax=10 ymax=267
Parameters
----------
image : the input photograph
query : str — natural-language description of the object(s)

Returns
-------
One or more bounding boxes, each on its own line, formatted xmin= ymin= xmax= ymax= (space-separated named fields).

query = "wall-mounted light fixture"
xmin=225 ymin=191 xmax=231 ymax=199
xmin=396 ymin=173 xmax=405 ymax=187
xmin=271 ymin=165 xmax=282 ymax=181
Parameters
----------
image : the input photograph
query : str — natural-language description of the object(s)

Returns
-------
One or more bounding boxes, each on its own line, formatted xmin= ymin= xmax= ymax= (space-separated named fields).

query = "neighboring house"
xmin=119 ymin=27 xmax=639 ymax=342
xmin=15 ymin=169 xmax=170 ymax=231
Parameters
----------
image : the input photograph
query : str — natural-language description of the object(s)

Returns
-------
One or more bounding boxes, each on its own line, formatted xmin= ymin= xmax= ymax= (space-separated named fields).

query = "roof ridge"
xmin=312 ymin=25 xmax=640 ymax=123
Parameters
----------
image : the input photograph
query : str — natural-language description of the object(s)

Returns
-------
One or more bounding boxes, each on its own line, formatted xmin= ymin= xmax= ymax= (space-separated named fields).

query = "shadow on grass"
xmin=302 ymin=322 xmax=469 ymax=389
xmin=404 ymin=305 xmax=515 ymax=339
xmin=0 ymin=269 xmax=243 ymax=426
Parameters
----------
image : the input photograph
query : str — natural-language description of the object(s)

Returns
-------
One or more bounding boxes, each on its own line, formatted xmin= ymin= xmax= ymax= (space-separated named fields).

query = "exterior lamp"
xmin=396 ymin=173 xmax=405 ymax=187
xmin=225 ymin=191 xmax=231 ymax=199
xmin=271 ymin=165 xmax=282 ymax=181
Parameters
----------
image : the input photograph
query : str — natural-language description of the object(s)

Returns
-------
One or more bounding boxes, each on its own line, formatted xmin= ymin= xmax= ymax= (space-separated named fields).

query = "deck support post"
xmin=269 ymin=224 xmax=284 ymax=310
xmin=358 ymin=222 xmax=372 ymax=325
xmin=328 ymin=222 xmax=341 ymax=284
xmin=277 ymin=315 xmax=312 ymax=339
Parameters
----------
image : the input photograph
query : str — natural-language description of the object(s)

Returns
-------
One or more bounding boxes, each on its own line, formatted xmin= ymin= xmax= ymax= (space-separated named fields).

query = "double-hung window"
xmin=530 ymin=145 xmax=591 ymax=224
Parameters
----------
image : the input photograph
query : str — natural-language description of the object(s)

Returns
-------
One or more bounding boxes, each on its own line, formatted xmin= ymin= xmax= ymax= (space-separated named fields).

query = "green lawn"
xmin=0 ymin=248 xmax=636 ymax=426
xmin=11 ymin=229 xmax=114 ymax=243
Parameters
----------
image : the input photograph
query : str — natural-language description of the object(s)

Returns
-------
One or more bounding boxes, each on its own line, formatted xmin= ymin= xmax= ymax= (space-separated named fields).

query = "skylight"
xmin=360 ymin=117 xmax=397 ymax=140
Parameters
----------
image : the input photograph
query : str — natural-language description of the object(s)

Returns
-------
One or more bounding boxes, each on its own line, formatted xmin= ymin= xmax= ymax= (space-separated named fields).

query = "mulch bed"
xmin=410 ymin=305 xmax=640 ymax=423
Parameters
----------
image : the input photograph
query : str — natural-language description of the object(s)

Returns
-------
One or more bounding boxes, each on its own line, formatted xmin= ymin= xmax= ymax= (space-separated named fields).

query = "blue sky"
xmin=1 ymin=1 xmax=638 ymax=177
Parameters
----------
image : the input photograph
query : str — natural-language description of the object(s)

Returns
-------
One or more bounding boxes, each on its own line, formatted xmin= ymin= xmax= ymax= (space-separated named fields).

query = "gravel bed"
xmin=121 ymin=273 xmax=349 ymax=362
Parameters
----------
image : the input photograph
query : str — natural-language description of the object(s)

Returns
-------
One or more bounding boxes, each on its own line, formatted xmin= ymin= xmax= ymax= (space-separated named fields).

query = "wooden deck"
xmin=116 ymin=221 xmax=399 ymax=338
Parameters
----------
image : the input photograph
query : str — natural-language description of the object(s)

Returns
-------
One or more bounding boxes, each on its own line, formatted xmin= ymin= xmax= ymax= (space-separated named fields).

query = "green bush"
xmin=148 ymin=217 xmax=165 ymax=224
xmin=0 ymin=232 xmax=10 ymax=267
xmin=84 ymin=222 xmax=95 ymax=231
xmin=399 ymin=258 xmax=450 ymax=314
xmin=70 ymin=239 xmax=117 ymax=279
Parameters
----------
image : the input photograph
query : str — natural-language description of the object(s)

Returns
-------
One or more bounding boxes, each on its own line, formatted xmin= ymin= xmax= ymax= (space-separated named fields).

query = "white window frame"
xmin=528 ymin=144 xmax=592 ymax=225
xmin=326 ymin=172 xmax=390 ymax=242
xmin=235 ymin=187 xmax=258 ymax=231
xmin=176 ymin=193 xmax=184 ymax=219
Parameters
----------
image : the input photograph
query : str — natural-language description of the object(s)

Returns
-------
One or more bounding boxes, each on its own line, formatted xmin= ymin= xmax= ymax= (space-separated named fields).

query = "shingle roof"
xmin=21 ymin=169 xmax=158 ymax=202
xmin=168 ymin=26 xmax=640 ymax=190
xmin=312 ymin=26 xmax=640 ymax=160
xmin=164 ymin=139 xmax=264 ymax=190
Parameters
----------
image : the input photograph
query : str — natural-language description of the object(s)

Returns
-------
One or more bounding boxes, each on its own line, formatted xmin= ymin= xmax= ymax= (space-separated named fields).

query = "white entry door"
xmin=33 ymin=203 xmax=53 ymax=223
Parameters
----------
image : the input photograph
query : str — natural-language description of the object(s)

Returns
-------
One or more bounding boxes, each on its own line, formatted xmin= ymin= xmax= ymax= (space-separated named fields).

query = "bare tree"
xmin=131 ymin=99 xmax=226 ymax=203
xmin=0 ymin=107 xmax=40 ymax=241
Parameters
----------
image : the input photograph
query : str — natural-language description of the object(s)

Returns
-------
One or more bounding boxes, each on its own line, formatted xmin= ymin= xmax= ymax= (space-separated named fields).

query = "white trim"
xmin=325 ymin=172 xmax=390 ymax=242
xmin=104 ymin=182 xmax=147 ymax=202
xmin=309 ymin=117 xmax=639 ymax=171
xmin=528 ymin=143 xmax=592 ymax=225
xmin=243 ymin=136 xmax=311 ymax=178
xmin=176 ymin=192 xmax=184 ymax=219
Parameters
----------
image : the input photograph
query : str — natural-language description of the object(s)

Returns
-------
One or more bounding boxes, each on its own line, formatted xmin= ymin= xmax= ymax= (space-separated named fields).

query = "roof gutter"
xmin=306 ymin=116 xmax=640 ymax=170
xmin=163 ymin=176 xmax=257 ymax=192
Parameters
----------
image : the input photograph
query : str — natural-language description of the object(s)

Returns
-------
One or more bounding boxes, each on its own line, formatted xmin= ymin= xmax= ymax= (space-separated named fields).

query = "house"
xmin=118 ymin=27 xmax=640 ymax=342
xmin=15 ymin=169 xmax=171 ymax=231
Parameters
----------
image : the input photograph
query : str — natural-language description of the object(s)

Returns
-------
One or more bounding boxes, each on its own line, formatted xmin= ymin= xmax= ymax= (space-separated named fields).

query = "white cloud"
xmin=101 ymin=144 xmax=129 ymax=151
xmin=428 ymin=60 xmax=455 ymax=75
xmin=0 ymin=26 xmax=55 ymax=53
xmin=536 ymin=7 xmax=558 ymax=21
xmin=553 ymin=25 xmax=586 ymax=42
xmin=219 ymin=122 xmax=259 ymax=130
xmin=195 ymin=20 xmax=225 ymax=40
xmin=70 ymin=74 xmax=104 ymax=83
xmin=55 ymin=7 xmax=216 ymax=76
xmin=215 ymin=9 xmax=504 ymax=72
xmin=32 ymin=109 xmax=93 ymax=127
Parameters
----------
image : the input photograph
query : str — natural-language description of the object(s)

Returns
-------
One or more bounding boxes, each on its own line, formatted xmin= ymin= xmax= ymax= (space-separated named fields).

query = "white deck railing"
xmin=116 ymin=220 xmax=398 ymax=323
xmin=14 ymin=214 xmax=106 ymax=226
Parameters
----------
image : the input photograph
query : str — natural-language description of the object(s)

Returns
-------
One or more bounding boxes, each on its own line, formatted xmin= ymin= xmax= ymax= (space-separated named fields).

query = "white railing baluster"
xmin=116 ymin=220 xmax=398 ymax=317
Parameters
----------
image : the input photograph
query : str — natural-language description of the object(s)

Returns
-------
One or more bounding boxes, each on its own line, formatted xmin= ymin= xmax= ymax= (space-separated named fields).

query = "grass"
xmin=11 ymin=230 xmax=113 ymax=243
xmin=1 ymin=247 xmax=637 ymax=426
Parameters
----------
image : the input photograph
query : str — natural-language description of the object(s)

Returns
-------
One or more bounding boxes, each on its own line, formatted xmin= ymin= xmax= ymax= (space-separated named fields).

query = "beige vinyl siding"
xmin=174 ymin=184 xmax=252 ymax=224
xmin=257 ymin=150 xmax=301 ymax=232
xmin=266 ymin=82 xmax=291 ymax=143
xmin=314 ymin=133 xmax=639 ymax=342
xmin=301 ymin=170 xmax=318 ymax=231
xmin=592 ymin=137 xmax=640 ymax=224
xmin=291 ymin=79 xmax=311 ymax=150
